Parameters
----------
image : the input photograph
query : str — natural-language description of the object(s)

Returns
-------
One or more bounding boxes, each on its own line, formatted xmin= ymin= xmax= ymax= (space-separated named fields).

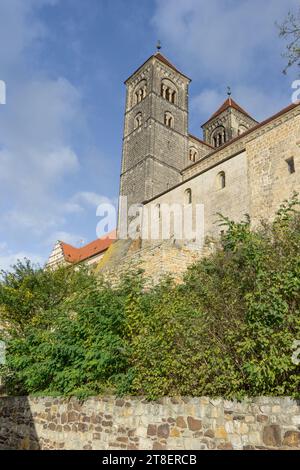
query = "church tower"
xmin=119 ymin=50 xmax=191 ymax=212
xmin=201 ymin=93 xmax=257 ymax=148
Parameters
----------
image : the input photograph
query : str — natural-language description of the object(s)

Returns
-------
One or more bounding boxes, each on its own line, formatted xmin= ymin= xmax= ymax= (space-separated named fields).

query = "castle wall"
xmin=1 ymin=396 xmax=299 ymax=450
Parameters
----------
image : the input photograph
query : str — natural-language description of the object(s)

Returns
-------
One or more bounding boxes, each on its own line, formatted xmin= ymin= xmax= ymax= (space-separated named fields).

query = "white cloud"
xmin=191 ymin=85 xmax=289 ymax=123
xmin=152 ymin=0 xmax=299 ymax=81
xmin=0 ymin=0 xmax=58 ymax=71
xmin=0 ymin=72 xmax=83 ymax=239
xmin=45 ymin=231 xmax=85 ymax=248
xmin=0 ymin=249 xmax=44 ymax=271
xmin=71 ymin=192 xmax=117 ymax=208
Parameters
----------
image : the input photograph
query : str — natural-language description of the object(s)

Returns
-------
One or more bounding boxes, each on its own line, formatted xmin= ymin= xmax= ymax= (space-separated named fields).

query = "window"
xmin=164 ymin=111 xmax=174 ymax=128
xmin=161 ymin=79 xmax=177 ymax=105
xmin=156 ymin=203 xmax=161 ymax=219
xmin=212 ymin=126 xmax=226 ymax=148
xmin=286 ymin=157 xmax=295 ymax=174
xmin=189 ymin=148 xmax=198 ymax=162
xmin=134 ymin=80 xmax=147 ymax=105
xmin=217 ymin=171 xmax=226 ymax=189
xmin=134 ymin=112 xmax=142 ymax=129
xmin=185 ymin=188 xmax=192 ymax=204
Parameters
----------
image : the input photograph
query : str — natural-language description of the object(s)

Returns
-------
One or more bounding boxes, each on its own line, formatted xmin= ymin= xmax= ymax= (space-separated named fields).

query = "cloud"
xmin=0 ymin=248 xmax=44 ymax=271
xmin=0 ymin=0 xmax=91 ymax=266
xmin=45 ymin=231 xmax=85 ymax=248
xmin=152 ymin=0 xmax=299 ymax=82
xmin=0 ymin=0 xmax=58 ymax=72
xmin=191 ymin=85 xmax=289 ymax=123
xmin=71 ymin=192 xmax=117 ymax=208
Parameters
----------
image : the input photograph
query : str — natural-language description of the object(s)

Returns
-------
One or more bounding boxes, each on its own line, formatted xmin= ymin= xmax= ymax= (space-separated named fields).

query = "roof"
xmin=125 ymin=52 xmax=191 ymax=83
xmin=202 ymin=97 xmax=257 ymax=127
xmin=189 ymin=133 xmax=214 ymax=148
xmin=143 ymin=102 xmax=300 ymax=204
xmin=60 ymin=230 xmax=116 ymax=264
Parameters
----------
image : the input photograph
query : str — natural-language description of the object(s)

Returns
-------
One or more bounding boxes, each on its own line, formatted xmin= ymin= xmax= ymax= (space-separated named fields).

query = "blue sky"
xmin=0 ymin=0 xmax=299 ymax=269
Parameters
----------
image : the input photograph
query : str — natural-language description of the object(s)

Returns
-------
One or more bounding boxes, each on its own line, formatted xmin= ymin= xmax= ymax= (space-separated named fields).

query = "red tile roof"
xmin=154 ymin=53 xmax=190 ymax=80
xmin=61 ymin=230 xmax=116 ymax=264
xmin=125 ymin=52 xmax=191 ymax=83
xmin=202 ymin=97 xmax=257 ymax=127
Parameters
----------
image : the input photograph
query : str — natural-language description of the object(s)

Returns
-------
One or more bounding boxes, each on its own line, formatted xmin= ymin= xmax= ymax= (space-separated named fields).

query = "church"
xmin=47 ymin=50 xmax=300 ymax=280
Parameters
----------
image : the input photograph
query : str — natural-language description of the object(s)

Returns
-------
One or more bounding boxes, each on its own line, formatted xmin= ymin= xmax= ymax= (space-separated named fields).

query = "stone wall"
xmin=96 ymin=239 xmax=206 ymax=286
xmin=1 ymin=396 xmax=299 ymax=450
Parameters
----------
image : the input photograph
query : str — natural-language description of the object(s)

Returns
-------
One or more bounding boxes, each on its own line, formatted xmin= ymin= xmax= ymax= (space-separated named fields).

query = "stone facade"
xmin=120 ymin=54 xmax=190 ymax=214
xmin=95 ymin=238 xmax=208 ymax=286
xmin=1 ymin=396 xmax=300 ymax=450
xmin=118 ymin=52 xmax=300 ymax=251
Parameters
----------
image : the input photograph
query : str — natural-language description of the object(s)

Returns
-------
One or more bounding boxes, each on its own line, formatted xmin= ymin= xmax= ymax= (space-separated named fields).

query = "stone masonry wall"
xmin=1 ymin=397 xmax=300 ymax=450
xmin=96 ymin=239 xmax=206 ymax=286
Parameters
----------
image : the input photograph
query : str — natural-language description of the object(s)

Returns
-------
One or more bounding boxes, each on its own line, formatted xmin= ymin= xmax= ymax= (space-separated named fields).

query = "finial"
xmin=227 ymin=86 xmax=232 ymax=97
xmin=156 ymin=40 xmax=162 ymax=52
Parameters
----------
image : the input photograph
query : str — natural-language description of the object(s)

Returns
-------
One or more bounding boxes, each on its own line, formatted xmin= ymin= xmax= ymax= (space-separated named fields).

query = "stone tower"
xmin=119 ymin=52 xmax=191 ymax=212
xmin=202 ymin=97 xmax=257 ymax=148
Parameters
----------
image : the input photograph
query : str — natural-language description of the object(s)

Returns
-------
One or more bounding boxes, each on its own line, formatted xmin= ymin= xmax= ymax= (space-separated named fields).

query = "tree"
xmin=0 ymin=260 xmax=93 ymax=332
xmin=278 ymin=8 xmax=300 ymax=74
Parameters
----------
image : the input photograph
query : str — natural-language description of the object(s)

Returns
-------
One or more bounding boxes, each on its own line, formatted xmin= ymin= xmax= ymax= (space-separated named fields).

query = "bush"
xmin=1 ymin=196 xmax=299 ymax=399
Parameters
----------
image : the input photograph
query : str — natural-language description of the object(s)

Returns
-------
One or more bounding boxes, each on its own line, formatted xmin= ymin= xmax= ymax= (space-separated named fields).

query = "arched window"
xmin=134 ymin=112 xmax=142 ymax=129
xmin=212 ymin=126 xmax=226 ymax=148
xmin=217 ymin=171 xmax=226 ymax=189
xmin=134 ymin=80 xmax=147 ymax=105
xmin=164 ymin=111 xmax=174 ymax=128
xmin=185 ymin=188 xmax=192 ymax=204
xmin=189 ymin=147 xmax=198 ymax=162
xmin=161 ymin=78 xmax=178 ymax=105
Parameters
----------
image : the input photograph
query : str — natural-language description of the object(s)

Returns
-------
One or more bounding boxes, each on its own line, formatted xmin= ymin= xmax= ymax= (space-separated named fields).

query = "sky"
xmin=0 ymin=0 xmax=299 ymax=269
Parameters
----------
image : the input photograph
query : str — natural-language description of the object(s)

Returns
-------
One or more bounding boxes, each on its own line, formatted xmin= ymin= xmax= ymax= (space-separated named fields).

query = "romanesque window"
xmin=189 ymin=147 xmax=198 ymax=162
xmin=217 ymin=171 xmax=226 ymax=189
xmin=134 ymin=80 xmax=147 ymax=105
xmin=185 ymin=188 xmax=192 ymax=204
xmin=164 ymin=111 xmax=174 ymax=128
xmin=212 ymin=126 xmax=226 ymax=148
xmin=161 ymin=79 xmax=177 ymax=105
xmin=286 ymin=157 xmax=295 ymax=174
xmin=134 ymin=112 xmax=142 ymax=129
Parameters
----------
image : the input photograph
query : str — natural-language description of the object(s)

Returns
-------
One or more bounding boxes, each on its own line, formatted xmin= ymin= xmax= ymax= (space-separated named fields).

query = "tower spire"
xmin=156 ymin=40 xmax=162 ymax=52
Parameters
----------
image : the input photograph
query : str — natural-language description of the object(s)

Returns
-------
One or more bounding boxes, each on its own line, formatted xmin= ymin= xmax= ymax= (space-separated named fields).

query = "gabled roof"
xmin=202 ymin=97 xmax=257 ymax=127
xmin=125 ymin=52 xmax=191 ymax=83
xmin=154 ymin=53 xmax=190 ymax=80
xmin=61 ymin=230 xmax=116 ymax=264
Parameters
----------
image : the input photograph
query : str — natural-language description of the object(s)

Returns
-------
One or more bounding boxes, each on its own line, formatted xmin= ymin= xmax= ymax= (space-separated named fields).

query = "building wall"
xmin=144 ymin=150 xmax=249 ymax=241
xmin=1 ymin=396 xmax=299 ymax=450
xmin=46 ymin=242 xmax=66 ymax=269
xmin=246 ymin=112 xmax=300 ymax=225
xmin=146 ymin=105 xmax=300 ymax=241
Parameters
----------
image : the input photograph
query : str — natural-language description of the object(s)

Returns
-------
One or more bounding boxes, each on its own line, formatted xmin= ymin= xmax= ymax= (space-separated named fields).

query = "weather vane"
xmin=227 ymin=86 xmax=232 ymax=97
xmin=156 ymin=40 xmax=162 ymax=52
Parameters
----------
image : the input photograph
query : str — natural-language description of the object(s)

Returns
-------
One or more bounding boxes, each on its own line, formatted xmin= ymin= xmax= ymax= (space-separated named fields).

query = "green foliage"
xmin=1 ymin=196 xmax=300 ymax=399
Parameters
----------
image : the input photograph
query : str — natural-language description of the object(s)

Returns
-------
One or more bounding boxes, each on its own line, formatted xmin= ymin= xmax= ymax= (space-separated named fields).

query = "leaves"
xmin=0 ymin=196 xmax=300 ymax=399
